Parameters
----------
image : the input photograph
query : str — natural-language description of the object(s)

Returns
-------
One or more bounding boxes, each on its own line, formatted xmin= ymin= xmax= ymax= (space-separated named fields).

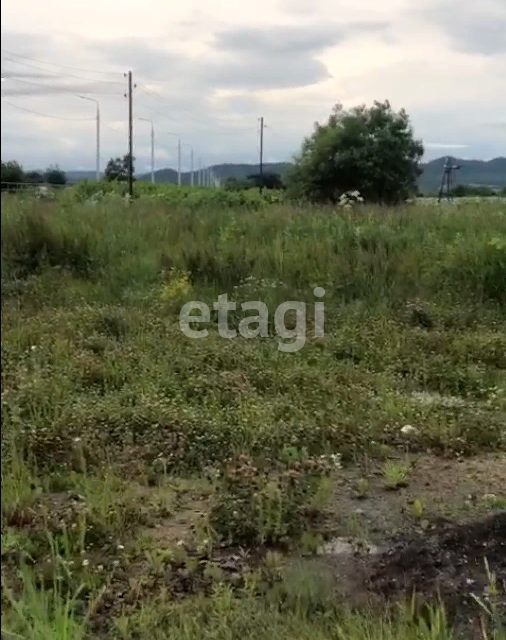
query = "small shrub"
xmin=1 ymin=208 xmax=95 ymax=279
xmin=210 ymin=454 xmax=335 ymax=545
xmin=383 ymin=460 xmax=411 ymax=490
xmin=355 ymin=478 xmax=369 ymax=499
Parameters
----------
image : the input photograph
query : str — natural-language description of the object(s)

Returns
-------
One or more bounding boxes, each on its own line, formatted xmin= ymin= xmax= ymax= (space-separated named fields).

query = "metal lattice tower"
xmin=437 ymin=156 xmax=461 ymax=203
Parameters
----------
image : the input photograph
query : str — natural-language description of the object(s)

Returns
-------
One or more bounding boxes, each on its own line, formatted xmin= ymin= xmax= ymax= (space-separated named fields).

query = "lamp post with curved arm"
xmin=167 ymin=132 xmax=181 ymax=186
xmin=139 ymin=117 xmax=155 ymax=184
xmin=78 ymin=96 xmax=100 ymax=181
xmin=182 ymin=143 xmax=194 ymax=186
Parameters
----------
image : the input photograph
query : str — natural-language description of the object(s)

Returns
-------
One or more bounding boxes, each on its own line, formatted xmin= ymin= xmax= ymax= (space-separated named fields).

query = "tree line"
xmin=3 ymin=101 xmax=505 ymax=201
xmin=1 ymin=161 xmax=67 ymax=189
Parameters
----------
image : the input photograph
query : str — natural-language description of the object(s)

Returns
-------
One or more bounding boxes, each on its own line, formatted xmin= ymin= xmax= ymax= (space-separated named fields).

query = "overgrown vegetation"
xmin=1 ymin=160 xmax=67 ymax=189
xmin=1 ymin=191 xmax=505 ymax=638
xmin=286 ymin=100 xmax=424 ymax=204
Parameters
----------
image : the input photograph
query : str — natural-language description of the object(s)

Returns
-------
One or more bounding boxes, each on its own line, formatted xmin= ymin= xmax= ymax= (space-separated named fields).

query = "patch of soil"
xmin=143 ymin=500 xmax=209 ymax=548
xmin=330 ymin=453 xmax=506 ymax=543
xmin=5 ymin=491 xmax=88 ymax=532
xmin=367 ymin=511 xmax=506 ymax=631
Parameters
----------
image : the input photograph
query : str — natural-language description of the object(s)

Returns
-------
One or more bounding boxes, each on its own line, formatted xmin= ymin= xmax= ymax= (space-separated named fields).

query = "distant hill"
xmin=138 ymin=163 xmax=293 ymax=186
xmin=65 ymin=170 xmax=99 ymax=184
xmin=139 ymin=158 xmax=505 ymax=193
xmin=65 ymin=157 xmax=505 ymax=193
xmin=418 ymin=157 xmax=506 ymax=194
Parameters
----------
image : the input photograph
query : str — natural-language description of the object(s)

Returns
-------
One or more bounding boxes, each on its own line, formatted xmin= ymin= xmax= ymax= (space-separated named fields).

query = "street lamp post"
xmin=78 ymin=96 xmax=100 ymax=181
xmin=167 ymin=132 xmax=182 ymax=186
xmin=182 ymin=143 xmax=194 ymax=187
xmin=139 ymin=117 xmax=155 ymax=184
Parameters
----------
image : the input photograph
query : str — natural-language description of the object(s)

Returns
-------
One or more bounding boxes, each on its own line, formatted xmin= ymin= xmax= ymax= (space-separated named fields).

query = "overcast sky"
xmin=1 ymin=0 xmax=506 ymax=173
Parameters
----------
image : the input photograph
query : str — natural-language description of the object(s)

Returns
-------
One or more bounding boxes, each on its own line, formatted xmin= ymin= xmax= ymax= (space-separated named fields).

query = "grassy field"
xmin=1 ymin=191 xmax=505 ymax=639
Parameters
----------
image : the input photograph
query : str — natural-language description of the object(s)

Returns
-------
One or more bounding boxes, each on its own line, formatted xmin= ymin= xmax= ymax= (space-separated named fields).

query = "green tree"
xmin=44 ymin=165 xmax=67 ymax=185
xmin=1 ymin=160 xmax=24 ymax=189
xmin=104 ymin=154 xmax=135 ymax=182
xmin=247 ymin=173 xmax=285 ymax=190
xmin=223 ymin=177 xmax=252 ymax=191
xmin=500 ymin=185 xmax=506 ymax=197
xmin=286 ymin=100 xmax=424 ymax=205
xmin=24 ymin=171 xmax=44 ymax=184
xmin=453 ymin=184 xmax=495 ymax=197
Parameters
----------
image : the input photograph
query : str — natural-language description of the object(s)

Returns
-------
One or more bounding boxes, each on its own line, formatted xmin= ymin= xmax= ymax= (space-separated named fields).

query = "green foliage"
xmin=355 ymin=478 xmax=369 ymax=499
xmin=104 ymin=153 xmax=135 ymax=182
xmin=223 ymin=173 xmax=285 ymax=192
xmin=1 ymin=205 xmax=95 ymax=279
xmin=71 ymin=178 xmax=124 ymax=202
xmin=44 ymin=165 xmax=67 ymax=186
xmin=25 ymin=171 xmax=45 ymax=184
xmin=452 ymin=184 xmax=496 ymax=197
xmin=210 ymin=454 xmax=334 ymax=545
xmin=286 ymin=100 xmax=424 ymax=204
xmin=383 ymin=460 xmax=411 ymax=490
xmin=1 ymin=193 xmax=505 ymax=639
xmin=1 ymin=160 xmax=25 ymax=188
xmin=224 ymin=176 xmax=254 ymax=191
xmin=1 ymin=564 xmax=88 ymax=640
xmin=247 ymin=173 xmax=285 ymax=190
xmin=138 ymin=182 xmax=283 ymax=209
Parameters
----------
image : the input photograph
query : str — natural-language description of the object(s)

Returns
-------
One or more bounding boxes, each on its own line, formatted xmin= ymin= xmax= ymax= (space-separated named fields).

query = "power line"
xmin=136 ymin=83 xmax=255 ymax=134
xmin=1 ymin=49 xmax=122 ymax=78
xmin=1 ymin=54 xmax=124 ymax=85
xmin=2 ymin=99 xmax=95 ymax=121
xmin=104 ymin=123 xmax=126 ymax=137
xmin=1 ymin=76 xmax=121 ymax=96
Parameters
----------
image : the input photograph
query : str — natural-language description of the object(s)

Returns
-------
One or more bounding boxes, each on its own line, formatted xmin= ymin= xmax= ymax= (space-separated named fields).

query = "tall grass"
xmin=2 ymin=194 xmax=505 ymax=306
xmin=1 ymin=192 xmax=505 ymax=638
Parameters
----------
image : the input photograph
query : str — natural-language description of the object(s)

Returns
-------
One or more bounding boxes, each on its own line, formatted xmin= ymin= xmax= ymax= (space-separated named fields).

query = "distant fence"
xmin=1 ymin=182 xmax=69 ymax=196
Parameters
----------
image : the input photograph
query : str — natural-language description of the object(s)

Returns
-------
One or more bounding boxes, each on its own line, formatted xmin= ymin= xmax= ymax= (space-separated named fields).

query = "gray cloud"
xmin=91 ymin=21 xmax=390 ymax=94
xmin=208 ymin=57 xmax=331 ymax=90
xmin=89 ymin=38 xmax=182 ymax=80
xmin=207 ymin=22 xmax=389 ymax=89
xmin=90 ymin=30 xmax=331 ymax=91
xmin=418 ymin=0 xmax=506 ymax=55
xmin=213 ymin=22 xmax=386 ymax=54
xmin=1 ymin=8 xmax=505 ymax=173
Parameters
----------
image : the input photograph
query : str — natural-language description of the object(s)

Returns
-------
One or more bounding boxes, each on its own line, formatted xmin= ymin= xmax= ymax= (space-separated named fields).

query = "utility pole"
xmin=183 ymin=143 xmax=194 ymax=186
xmin=198 ymin=158 xmax=202 ymax=186
xmin=437 ymin=156 xmax=461 ymax=203
xmin=259 ymin=116 xmax=264 ymax=191
xmin=177 ymin=139 xmax=182 ymax=186
xmin=79 ymin=96 xmax=100 ymax=181
xmin=167 ymin=132 xmax=181 ymax=186
xmin=125 ymin=70 xmax=134 ymax=199
xmin=139 ymin=117 xmax=155 ymax=184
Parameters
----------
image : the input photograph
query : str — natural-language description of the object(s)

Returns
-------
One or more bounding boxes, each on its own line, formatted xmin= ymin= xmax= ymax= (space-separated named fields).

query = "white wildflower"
xmin=401 ymin=425 xmax=419 ymax=437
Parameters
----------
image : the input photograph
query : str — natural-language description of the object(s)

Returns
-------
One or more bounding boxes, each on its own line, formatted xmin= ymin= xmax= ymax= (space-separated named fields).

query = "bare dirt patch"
xmin=328 ymin=452 xmax=506 ymax=542
xmin=367 ymin=511 xmax=506 ymax=633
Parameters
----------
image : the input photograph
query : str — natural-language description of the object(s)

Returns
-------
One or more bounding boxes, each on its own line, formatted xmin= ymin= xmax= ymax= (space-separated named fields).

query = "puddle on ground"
xmin=317 ymin=537 xmax=382 ymax=556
